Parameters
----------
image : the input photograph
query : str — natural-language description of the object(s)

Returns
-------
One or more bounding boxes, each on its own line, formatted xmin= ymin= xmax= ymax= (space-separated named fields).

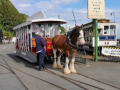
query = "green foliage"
xmin=60 ymin=26 xmax=66 ymax=34
xmin=3 ymin=30 xmax=13 ymax=39
xmin=0 ymin=0 xmax=28 ymax=39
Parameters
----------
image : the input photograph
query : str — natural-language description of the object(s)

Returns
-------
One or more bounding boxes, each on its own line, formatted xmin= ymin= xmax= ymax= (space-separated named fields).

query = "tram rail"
xmin=0 ymin=54 xmax=89 ymax=90
xmin=0 ymin=54 xmax=66 ymax=90
xmin=45 ymin=69 xmax=104 ymax=90
xmin=0 ymin=54 xmax=120 ymax=90
xmin=0 ymin=54 xmax=28 ymax=90
xmin=0 ymin=54 xmax=102 ymax=90
xmin=76 ymin=72 xmax=120 ymax=90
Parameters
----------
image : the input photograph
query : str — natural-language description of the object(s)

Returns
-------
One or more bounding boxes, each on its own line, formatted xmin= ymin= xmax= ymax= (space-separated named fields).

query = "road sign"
xmin=88 ymin=0 xmax=105 ymax=19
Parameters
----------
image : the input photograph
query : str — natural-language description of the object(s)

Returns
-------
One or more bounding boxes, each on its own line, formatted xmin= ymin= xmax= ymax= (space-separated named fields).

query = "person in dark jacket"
xmin=35 ymin=32 xmax=46 ymax=71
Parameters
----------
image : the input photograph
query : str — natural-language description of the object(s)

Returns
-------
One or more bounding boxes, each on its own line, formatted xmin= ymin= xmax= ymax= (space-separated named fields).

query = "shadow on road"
xmin=7 ymin=53 xmax=63 ymax=73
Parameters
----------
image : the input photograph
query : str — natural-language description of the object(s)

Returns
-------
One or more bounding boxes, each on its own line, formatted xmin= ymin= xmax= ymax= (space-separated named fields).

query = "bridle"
xmin=77 ymin=36 xmax=84 ymax=40
xmin=67 ymin=26 xmax=83 ymax=49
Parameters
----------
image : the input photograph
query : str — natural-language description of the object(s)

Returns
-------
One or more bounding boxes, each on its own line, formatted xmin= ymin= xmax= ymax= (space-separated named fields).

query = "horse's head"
xmin=77 ymin=25 xmax=85 ymax=45
xmin=71 ymin=25 xmax=85 ymax=45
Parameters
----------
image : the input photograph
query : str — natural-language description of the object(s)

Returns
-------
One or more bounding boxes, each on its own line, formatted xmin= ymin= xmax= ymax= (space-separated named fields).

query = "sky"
xmin=10 ymin=0 xmax=120 ymax=38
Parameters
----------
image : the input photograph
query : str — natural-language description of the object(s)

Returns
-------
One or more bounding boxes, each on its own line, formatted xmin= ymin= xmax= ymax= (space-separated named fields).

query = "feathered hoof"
xmin=64 ymin=69 xmax=71 ymax=74
xmin=58 ymin=65 xmax=63 ymax=69
xmin=53 ymin=64 xmax=58 ymax=69
xmin=70 ymin=69 xmax=77 ymax=74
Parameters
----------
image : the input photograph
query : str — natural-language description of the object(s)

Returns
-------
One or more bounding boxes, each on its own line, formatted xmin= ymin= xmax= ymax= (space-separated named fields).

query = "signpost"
xmin=88 ymin=0 xmax=105 ymax=62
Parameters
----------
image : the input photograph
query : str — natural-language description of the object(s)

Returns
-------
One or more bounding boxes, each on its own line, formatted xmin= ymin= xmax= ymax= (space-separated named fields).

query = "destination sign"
xmin=88 ymin=0 xmax=105 ymax=19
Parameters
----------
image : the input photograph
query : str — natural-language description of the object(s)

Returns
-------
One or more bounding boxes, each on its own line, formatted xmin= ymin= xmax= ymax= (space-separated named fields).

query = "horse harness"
xmin=57 ymin=34 xmax=77 ymax=57
xmin=54 ymin=27 xmax=84 ymax=57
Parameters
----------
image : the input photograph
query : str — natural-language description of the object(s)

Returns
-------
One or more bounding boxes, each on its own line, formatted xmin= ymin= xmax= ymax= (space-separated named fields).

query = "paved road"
xmin=0 ymin=44 xmax=120 ymax=90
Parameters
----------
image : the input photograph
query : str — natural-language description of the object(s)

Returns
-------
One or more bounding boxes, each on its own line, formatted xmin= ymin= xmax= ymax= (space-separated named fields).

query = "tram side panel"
xmin=16 ymin=25 xmax=37 ymax=63
xmin=83 ymin=22 xmax=117 ymax=53
xmin=15 ymin=24 xmax=57 ymax=63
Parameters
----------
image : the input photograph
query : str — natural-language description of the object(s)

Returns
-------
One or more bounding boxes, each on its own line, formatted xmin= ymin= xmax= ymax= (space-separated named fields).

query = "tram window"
xmin=41 ymin=25 xmax=45 ymax=37
xmin=110 ymin=25 xmax=116 ymax=35
xmin=33 ymin=24 xmax=45 ymax=37
xmin=54 ymin=25 xmax=60 ymax=35
xmin=49 ymin=24 xmax=54 ymax=37
xmin=28 ymin=25 xmax=31 ymax=29
xmin=47 ymin=24 xmax=53 ymax=37
xmin=104 ymin=26 xmax=109 ymax=34
xmin=38 ymin=24 xmax=41 ymax=27
xmin=48 ymin=24 xmax=52 ymax=27
xmin=98 ymin=28 xmax=102 ymax=35
xmin=32 ymin=32 xmax=36 ymax=38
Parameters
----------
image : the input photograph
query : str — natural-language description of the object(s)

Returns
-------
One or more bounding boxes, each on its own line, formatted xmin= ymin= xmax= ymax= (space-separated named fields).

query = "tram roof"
xmin=83 ymin=19 xmax=116 ymax=27
xmin=14 ymin=18 xmax=66 ymax=30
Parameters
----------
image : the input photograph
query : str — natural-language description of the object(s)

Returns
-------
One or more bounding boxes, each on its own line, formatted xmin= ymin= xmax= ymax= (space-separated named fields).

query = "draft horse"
xmin=52 ymin=25 xmax=85 ymax=74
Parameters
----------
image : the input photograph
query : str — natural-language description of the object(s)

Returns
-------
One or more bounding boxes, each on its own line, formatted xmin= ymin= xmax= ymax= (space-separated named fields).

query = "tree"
xmin=60 ymin=26 xmax=66 ymax=34
xmin=0 ymin=0 xmax=28 ymax=38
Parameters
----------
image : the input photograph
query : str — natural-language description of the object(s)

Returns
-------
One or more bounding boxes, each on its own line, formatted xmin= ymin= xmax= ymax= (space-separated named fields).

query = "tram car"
xmin=82 ymin=19 xmax=117 ymax=52
xmin=14 ymin=11 xmax=66 ymax=63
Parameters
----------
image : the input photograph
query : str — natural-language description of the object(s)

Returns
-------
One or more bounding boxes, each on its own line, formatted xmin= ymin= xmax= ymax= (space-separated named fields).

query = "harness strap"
xmin=78 ymin=37 xmax=84 ymax=39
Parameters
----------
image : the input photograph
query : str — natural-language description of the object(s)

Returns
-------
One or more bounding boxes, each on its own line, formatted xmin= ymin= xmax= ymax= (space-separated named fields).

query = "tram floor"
xmin=0 ymin=44 xmax=120 ymax=90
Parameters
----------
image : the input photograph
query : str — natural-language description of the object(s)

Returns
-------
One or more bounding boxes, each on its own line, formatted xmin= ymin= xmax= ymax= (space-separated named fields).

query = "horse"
xmin=52 ymin=25 xmax=85 ymax=74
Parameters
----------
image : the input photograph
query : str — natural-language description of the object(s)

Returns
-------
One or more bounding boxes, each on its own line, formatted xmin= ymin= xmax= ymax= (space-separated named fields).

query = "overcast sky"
xmin=10 ymin=0 xmax=120 ymax=38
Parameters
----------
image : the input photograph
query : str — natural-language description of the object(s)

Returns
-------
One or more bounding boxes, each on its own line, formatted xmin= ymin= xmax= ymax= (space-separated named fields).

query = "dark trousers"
xmin=37 ymin=52 xmax=45 ymax=69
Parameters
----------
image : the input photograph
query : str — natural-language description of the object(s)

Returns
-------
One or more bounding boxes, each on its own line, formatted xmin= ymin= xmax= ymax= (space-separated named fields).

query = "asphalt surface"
xmin=0 ymin=44 xmax=120 ymax=90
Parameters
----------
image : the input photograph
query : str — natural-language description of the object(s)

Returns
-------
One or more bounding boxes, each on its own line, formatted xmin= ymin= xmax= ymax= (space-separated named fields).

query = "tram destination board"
xmin=88 ymin=0 xmax=105 ymax=19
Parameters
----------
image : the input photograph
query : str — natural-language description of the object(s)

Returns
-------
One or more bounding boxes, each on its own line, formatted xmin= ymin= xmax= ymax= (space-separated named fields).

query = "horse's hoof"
xmin=64 ymin=69 xmax=71 ymax=74
xmin=70 ymin=69 xmax=77 ymax=74
xmin=53 ymin=64 xmax=58 ymax=69
xmin=58 ymin=65 xmax=63 ymax=69
xmin=53 ymin=65 xmax=58 ymax=69
xmin=53 ymin=62 xmax=58 ymax=69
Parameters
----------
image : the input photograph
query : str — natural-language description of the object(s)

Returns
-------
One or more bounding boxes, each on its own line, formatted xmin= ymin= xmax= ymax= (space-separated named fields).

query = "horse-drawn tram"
xmin=14 ymin=12 xmax=66 ymax=63
xmin=82 ymin=19 xmax=117 ymax=52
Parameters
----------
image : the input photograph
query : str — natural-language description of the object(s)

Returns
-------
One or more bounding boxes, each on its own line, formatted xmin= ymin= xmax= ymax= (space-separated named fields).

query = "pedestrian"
xmin=35 ymin=32 xmax=46 ymax=71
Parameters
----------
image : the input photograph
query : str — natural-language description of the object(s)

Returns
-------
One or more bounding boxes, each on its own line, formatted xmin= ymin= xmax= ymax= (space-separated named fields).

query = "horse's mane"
xmin=67 ymin=26 xmax=80 ymax=38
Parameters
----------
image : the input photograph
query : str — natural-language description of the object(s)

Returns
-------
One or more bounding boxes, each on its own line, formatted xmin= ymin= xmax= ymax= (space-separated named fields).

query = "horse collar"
xmin=67 ymin=35 xmax=78 ymax=49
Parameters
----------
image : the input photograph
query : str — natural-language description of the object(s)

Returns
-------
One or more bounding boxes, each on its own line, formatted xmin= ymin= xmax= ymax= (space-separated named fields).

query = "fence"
xmin=76 ymin=46 xmax=120 ymax=63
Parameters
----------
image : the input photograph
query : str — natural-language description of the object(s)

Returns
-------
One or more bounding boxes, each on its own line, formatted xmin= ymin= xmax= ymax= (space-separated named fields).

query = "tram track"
xmin=0 ymin=54 xmax=92 ymax=90
xmin=0 ymin=54 xmax=28 ymax=90
xmin=0 ymin=54 xmax=120 ymax=90
xmin=0 ymin=54 xmax=66 ymax=90
xmin=76 ymin=72 xmax=120 ymax=90
xmin=75 ymin=53 xmax=120 ymax=90
xmin=0 ymin=62 xmax=89 ymax=90
xmin=45 ymin=69 xmax=104 ymax=90
xmin=7 ymin=54 xmax=104 ymax=90
xmin=45 ymin=69 xmax=120 ymax=90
